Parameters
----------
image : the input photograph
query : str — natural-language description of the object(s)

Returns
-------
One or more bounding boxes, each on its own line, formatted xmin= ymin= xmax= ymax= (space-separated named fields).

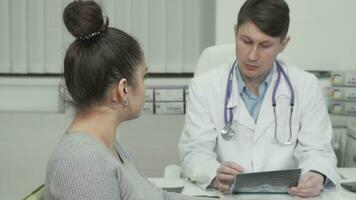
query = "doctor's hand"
xmin=212 ymin=161 xmax=245 ymax=192
xmin=288 ymin=171 xmax=325 ymax=197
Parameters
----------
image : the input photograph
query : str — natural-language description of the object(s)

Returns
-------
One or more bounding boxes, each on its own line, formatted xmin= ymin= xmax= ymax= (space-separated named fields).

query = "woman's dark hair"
xmin=237 ymin=0 xmax=290 ymax=39
xmin=62 ymin=0 xmax=143 ymax=111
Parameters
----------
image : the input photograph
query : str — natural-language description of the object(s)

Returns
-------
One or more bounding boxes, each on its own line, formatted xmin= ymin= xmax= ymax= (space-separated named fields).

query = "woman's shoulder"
xmin=44 ymin=133 xmax=124 ymax=199
xmin=47 ymin=133 xmax=117 ymax=171
xmin=54 ymin=133 xmax=105 ymax=154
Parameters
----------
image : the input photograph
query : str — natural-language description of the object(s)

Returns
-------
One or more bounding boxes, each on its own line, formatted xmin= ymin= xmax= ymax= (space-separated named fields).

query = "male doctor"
xmin=179 ymin=0 xmax=338 ymax=197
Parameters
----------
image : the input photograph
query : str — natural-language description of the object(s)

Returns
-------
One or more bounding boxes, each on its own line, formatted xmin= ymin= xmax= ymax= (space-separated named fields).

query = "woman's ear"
xmin=111 ymin=78 xmax=128 ymax=105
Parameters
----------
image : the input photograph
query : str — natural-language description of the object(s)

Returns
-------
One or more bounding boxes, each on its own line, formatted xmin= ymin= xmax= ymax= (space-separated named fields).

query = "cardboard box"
xmin=155 ymin=89 xmax=184 ymax=101
xmin=155 ymin=102 xmax=184 ymax=114
xmin=331 ymin=72 xmax=356 ymax=86
xmin=330 ymin=101 xmax=356 ymax=115
xmin=328 ymin=87 xmax=356 ymax=101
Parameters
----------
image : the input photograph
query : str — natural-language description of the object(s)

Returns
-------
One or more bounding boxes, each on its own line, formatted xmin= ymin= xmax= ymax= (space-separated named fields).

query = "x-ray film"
xmin=232 ymin=169 xmax=301 ymax=194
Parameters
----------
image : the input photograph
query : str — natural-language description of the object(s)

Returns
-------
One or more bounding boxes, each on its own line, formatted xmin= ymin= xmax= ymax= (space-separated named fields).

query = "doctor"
xmin=179 ymin=0 xmax=338 ymax=197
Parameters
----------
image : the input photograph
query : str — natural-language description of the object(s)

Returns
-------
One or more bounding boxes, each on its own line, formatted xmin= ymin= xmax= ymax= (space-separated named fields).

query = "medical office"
xmin=1 ymin=0 xmax=356 ymax=199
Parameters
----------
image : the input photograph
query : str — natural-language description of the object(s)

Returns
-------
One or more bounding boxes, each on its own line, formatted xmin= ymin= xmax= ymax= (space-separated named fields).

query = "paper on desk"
xmin=182 ymin=180 xmax=221 ymax=197
xmin=338 ymin=168 xmax=356 ymax=181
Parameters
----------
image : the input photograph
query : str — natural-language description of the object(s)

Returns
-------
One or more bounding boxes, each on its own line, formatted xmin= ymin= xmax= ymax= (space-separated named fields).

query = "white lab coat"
xmin=179 ymin=63 xmax=338 ymax=189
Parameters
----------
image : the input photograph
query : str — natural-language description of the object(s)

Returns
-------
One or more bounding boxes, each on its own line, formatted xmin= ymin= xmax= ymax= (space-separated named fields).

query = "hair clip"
xmin=77 ymin=31 xmax=101 ymax=40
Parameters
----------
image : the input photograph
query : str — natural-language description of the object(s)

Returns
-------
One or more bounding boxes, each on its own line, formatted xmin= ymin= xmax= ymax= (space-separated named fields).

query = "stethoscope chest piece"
xmin=220 ymin=125 xmax=236 ymax=140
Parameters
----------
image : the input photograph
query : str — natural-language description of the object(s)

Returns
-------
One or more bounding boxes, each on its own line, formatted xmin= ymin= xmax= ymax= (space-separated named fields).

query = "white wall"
xmin=0 ymin=77 xmax=190 ymax=199
xmin=215 ymin=0 xmax=356 ymax=71
xmin=0 ymin=112 xmax=186 ymax=199
xmin=0 ymin=113 xmax=71 ymax=199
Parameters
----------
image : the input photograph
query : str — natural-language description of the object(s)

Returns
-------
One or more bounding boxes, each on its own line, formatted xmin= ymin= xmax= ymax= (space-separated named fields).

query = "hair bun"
xmin=63 ymin=0 xmax=106 ymax=38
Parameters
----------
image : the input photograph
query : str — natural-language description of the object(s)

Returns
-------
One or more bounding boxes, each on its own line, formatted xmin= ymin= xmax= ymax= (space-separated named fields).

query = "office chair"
xmin=194 ymin=43 xmax=235 ymax=77
xmin=163 ymin=44 xmax=235 ymax=178
xmin=23 ymin=184 xmax=44 ymax=200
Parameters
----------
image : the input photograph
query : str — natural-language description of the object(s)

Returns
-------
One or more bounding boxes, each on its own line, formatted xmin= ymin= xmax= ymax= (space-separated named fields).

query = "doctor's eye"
xmin=242 ymin=39 xmax=252 ymax=45
xmin=260 ymin=43 xmax=272 ymax=49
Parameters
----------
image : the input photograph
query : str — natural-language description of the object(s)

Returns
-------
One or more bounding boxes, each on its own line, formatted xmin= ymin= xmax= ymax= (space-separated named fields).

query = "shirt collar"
xmin=236 ymin=62 xmax=275 ymax=96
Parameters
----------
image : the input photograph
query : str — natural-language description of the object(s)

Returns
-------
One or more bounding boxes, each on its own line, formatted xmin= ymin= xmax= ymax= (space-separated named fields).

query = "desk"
xmin=149 ymin=168 xmax=356 ymax=200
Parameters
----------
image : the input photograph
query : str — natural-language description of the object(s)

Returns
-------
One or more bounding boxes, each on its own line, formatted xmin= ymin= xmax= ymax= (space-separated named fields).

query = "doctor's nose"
xmin=247 ymin=46 xmax=258 ymax=61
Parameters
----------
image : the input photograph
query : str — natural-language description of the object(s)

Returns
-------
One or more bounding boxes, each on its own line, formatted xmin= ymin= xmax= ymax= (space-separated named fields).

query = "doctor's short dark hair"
xmin=61 ymin=0 xmax=143 ymax=111
xmin=237 ymin=0 xmax=290 ymax=39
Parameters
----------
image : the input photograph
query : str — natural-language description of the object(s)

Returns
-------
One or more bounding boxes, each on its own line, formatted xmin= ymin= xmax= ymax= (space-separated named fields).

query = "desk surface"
xmin=149 ymin=168 xmax=356 ymax=200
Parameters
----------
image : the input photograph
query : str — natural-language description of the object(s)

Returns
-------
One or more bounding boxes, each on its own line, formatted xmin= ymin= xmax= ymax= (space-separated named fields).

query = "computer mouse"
xmin=341 ymin=182 xmax=356 ymax=193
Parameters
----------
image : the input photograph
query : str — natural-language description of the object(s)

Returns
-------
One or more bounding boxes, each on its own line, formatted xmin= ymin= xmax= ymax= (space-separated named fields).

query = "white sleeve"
xmin=294 ymin=74 xmax=339 ymax=190
xmin=178 ymin=78 xmax=220 ymax=189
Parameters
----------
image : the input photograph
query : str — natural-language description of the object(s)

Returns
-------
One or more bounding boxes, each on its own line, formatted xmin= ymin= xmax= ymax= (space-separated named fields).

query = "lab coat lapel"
xmin=254 ymin=68 xmax=291 ymax=141
xmin=227 ymin=68 xmax=255 ymax=131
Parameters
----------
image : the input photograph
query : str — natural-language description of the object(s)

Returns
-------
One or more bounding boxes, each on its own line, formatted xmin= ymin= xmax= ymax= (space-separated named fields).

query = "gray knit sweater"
xmin=44 ymin=133 xmax=205 ymax=200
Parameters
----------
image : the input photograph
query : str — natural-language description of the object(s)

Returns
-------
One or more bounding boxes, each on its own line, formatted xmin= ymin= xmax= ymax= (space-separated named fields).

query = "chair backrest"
xmin=194 ymin=43 xmax=235 ymax=77
xmin=194 ymin=43 xmax=288 ymax=77
xmin=23 ymin=184 xmax=44 ymax=200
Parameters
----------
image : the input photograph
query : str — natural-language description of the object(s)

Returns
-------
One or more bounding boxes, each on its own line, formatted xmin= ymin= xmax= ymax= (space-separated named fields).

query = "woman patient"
xmin=44 ymin=1 xmax=205 ymax=199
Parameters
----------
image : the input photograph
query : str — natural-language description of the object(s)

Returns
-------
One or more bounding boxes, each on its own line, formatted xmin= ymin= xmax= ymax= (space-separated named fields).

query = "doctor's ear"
xmin=278 ymin=36 xmax=290 ymax=53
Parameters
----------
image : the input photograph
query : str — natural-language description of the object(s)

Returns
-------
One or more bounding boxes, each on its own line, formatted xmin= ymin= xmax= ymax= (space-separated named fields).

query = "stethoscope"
xmin=221 ymin=60 xmax=295 ymax=146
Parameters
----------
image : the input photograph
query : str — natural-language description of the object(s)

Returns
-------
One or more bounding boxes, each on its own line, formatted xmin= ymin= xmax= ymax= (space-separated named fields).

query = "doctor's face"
xmin=235 ymin=21 xmax=289 ymax=82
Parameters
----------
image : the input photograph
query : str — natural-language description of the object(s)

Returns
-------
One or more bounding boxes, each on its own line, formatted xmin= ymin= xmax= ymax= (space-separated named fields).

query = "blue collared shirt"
xmin=236 ymin=64 xmax=274 ymax=122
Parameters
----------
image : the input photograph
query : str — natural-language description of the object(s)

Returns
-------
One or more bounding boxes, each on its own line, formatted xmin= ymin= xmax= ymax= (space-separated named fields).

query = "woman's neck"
xmin=67 ymin=107 xmax=121 ymax=151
